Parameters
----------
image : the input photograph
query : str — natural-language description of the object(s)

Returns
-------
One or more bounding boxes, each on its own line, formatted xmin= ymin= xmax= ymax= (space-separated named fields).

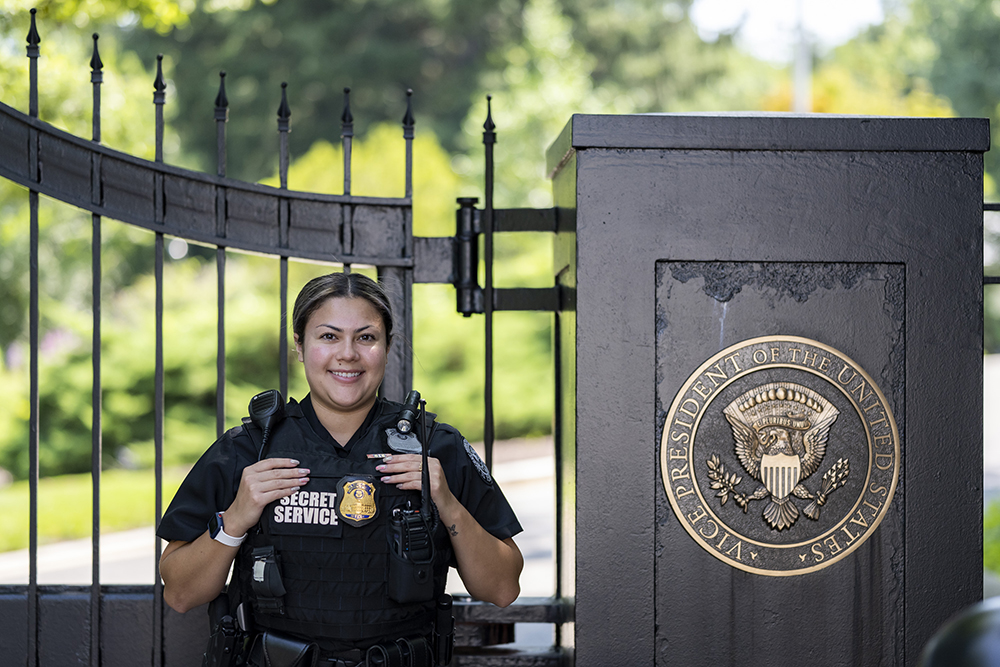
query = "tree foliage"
xmin=1 ymin=0 xmax=193 ymax=34
xmin=902 ymin=0 xmax=1000 ymax=189
xmin=117 ymin=0 xmax=531 ymax=182
xmin=761 ymin=17 xmax=954 ymax=118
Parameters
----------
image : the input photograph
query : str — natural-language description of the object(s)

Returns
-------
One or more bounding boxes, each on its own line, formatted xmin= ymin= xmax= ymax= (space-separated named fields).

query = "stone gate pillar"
xmin=548 ymin=114 xmax=989 ymax=666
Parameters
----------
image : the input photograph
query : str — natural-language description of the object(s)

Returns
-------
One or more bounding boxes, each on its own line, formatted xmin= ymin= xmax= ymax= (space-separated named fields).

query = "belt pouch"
xmin=387 ymin=547 xmax=434 ymax=603
xmin=248 ymin=631 xmax=319 ymax=667
xmin=395 ymin=636 xmax=432 ymax=667
xmin=387 ymin=511 xmax=434 ymax=603
xmin=365 ymin=642 xmax=404 ymax=667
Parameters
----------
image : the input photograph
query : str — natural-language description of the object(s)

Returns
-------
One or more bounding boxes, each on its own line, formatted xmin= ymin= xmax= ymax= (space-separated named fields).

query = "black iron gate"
xmin=0 ymin=10 xmax=566 ymax=666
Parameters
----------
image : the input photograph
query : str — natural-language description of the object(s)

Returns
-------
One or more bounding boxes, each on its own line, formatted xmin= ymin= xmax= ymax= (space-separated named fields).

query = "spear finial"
xmin=153 ymin=54 xmax=166 ymax=102
xmin=483 ymin=94 xmax=496 ymax=145
xmin=341 ymin=87 xmax=353 ymax=137
xmin=90 ymin=33 xmax=103 ymax=74
xmin=277 ymin=82 xmax=291 ymax=132
xmin=214 ymin=71 xmax=229 ymax=121
xmin=402 ymin=88 xmax=415 ymax=139
xmin=27 ymin=8 xmax=40 ymax=51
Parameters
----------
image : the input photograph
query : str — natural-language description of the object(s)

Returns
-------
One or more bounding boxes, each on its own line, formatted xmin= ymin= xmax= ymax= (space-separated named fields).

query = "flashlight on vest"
xmin=397 ymin=390 xmax=421 ymax=433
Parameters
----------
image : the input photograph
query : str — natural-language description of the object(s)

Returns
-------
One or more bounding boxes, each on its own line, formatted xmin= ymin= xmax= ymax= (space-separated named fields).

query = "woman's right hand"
xmin=223 ymin=458 xmax=310 ymax=537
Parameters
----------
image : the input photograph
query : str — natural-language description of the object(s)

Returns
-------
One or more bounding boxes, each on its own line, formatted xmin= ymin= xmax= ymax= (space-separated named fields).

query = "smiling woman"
xmin=156 ymin=272 xmax=524 ymax=667
xmin=292 ymin=275 xmax=394 ymax=444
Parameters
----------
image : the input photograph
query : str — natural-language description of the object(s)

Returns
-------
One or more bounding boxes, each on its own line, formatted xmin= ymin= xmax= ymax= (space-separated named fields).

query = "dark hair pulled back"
xmin=292 ymin=273 xmax=394 ymax=346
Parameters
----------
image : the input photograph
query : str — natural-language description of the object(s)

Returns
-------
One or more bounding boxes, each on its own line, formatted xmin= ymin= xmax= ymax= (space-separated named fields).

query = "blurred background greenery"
xmin=1 ymin=0 xmax=1000 ymax=559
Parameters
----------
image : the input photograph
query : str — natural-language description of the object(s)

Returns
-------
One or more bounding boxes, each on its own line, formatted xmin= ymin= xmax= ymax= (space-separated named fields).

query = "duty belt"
xmin=320 ymin=636 xmax=433 ymax=667
xmin=250 ymin=634 xmax=434 ymax=667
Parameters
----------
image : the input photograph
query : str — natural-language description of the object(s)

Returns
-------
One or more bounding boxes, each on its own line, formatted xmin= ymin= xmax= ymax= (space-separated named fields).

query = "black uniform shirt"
xmin=157 ymin=395 xmax=523 ymax=545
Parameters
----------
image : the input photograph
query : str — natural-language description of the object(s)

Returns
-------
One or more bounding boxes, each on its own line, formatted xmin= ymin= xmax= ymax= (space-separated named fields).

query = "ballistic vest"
xmin=235 ymin=399 xmax=450 ymax=649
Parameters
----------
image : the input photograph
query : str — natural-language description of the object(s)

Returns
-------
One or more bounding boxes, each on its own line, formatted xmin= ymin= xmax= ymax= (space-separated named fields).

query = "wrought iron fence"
xmin=0 ymin=9 xmax=566 ymax=666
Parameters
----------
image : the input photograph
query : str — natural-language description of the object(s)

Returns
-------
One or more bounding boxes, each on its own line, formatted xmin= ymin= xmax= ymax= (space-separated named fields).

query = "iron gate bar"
xmin=215 ymin=72 xmax=229 ymax=437
xmin=152 ymin=54 xmax=167 ymax=667
xmin=985 ymin=203 xmax=1000 ymax=285
xmin=492 ymin=288 xmax=561 ymax=312
xmin=26 ymin=10 xmax=41 ymax=667
xmin=483 ymin=97 xmax=496 ymax=471
xmin=342 ymin=88 xmax=353 ymax=196
xmin=491 ymin=207 xmax=558 ymax=233
xmin=278 ymin=83 xmax=292 ymax=400
xmin=90 ymin=32 xmax=104 ymax=667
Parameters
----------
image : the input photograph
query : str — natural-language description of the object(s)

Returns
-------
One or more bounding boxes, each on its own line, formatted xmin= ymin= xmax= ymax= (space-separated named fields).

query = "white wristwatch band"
xmin=210 ymin=511 xmax=247 ymax=547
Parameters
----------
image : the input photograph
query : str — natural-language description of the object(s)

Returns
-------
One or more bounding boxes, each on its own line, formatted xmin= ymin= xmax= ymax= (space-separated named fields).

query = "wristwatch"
xmin=208 ymin=511 xmax=246 ymax=547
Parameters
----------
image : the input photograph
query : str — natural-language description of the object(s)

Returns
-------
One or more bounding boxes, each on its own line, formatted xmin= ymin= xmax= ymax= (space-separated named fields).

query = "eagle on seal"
xmin=723 ymin=382 xmax=839 ymax=531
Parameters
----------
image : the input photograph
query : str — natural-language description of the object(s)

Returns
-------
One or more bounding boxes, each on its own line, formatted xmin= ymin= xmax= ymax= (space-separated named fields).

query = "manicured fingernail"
xmin=376 ymin=465 xmax=386 ymax=472
xmin=381 ymin=476 xmax=390 ymax=483
xmin=290 ymin=459 xmax=299 ymax=466
xmin=299 ymin=477 xmax=309 ymax=484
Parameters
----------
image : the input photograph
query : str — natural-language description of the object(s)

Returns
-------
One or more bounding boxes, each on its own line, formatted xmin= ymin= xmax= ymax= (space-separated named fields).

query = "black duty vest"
xmin=235 ymin=399 xmax=450 ymax=648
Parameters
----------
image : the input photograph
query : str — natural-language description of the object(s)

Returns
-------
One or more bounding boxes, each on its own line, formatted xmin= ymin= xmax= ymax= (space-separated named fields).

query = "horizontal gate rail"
xmin=0 ymin=585 xmax=567 ymax=665
xmin=986 ymin=202 xmax=999 ymax=285
xmin=0 ymin=101 xmax=411 ymax=267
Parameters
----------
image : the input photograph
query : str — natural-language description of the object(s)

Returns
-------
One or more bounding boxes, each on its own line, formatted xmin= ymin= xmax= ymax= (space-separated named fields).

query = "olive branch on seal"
xmin=706 ymin=454 xmax=749 ymax=512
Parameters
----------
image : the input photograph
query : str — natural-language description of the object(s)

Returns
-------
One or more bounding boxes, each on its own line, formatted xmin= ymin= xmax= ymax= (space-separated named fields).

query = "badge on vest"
xmin=336 ymin=475 xmax=379 ymax=527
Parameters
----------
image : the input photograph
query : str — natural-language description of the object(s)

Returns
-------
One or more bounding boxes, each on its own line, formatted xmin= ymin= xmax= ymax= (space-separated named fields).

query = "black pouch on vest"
xmin=386 ymin=508 xmax=435 ymax=603
xmin=251 ymin=545 xmax=287 ymax=613
xmin=247 ymin=630 xmax=319 ymax=667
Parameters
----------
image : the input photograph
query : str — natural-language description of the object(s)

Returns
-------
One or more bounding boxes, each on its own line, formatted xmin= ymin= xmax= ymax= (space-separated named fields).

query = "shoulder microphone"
xmin=249 ymin=389 xmax=286 ymax=460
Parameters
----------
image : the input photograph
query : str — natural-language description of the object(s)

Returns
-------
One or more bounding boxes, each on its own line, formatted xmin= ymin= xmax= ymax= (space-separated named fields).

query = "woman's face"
xmin=295 ymin=296 xmax=388 ymax=418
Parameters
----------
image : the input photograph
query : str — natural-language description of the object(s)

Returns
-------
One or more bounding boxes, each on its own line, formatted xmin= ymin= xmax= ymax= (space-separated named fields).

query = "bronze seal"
xmin=660 ymin=336 xmax=899 ymax=575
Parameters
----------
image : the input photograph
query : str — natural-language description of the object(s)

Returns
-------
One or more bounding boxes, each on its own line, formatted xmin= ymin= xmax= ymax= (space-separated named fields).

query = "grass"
xmin=0 ymin=467 xmax=188 ymax=552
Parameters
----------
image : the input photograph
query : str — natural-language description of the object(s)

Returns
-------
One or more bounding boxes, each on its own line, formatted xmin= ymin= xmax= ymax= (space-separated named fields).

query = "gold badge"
xmin=660 ymin=336 xmax=899 ymax=576
xmin=336 ymin=476 xmax=378 ymax=527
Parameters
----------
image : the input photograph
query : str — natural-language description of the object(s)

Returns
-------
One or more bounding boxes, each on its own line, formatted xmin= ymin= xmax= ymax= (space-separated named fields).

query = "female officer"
xmin=157 ymin=272 xmax=523 ymax=666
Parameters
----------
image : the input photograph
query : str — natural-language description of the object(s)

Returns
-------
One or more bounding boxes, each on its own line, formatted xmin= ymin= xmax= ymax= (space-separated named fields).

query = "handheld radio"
xmin=387 ymin=393 xmax=437 ymax=603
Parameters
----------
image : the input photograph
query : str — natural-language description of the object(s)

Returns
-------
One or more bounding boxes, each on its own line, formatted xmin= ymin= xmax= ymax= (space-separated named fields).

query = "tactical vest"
xmin=235 ymin=399 xmax=450 ymax=649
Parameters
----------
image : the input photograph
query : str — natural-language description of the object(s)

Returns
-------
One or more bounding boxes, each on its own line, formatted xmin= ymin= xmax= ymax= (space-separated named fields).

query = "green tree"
xmin=759 ymin=17 xmax=953 ymax=118
xmin=118 ymin=0 xmax=530 ymax=182
xmin=558 ymin=0 xmax=774 ymax=115
xmin=1 ymin=0 xmax=192 ymax=35
xmin=903 ymin=0 xmax=1000 ymax=189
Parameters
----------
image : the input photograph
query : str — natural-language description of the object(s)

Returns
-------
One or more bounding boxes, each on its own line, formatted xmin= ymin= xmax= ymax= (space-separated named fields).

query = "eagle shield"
xmin=721 ymin=382 xmax=840 ymax=531
xmin=760 ymin=452 xmax=800 ymax=501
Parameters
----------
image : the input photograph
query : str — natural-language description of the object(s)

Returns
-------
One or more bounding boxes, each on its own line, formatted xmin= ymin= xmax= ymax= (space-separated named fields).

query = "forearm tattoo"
xmin=448 ymin=524 xmax=458 ymax=537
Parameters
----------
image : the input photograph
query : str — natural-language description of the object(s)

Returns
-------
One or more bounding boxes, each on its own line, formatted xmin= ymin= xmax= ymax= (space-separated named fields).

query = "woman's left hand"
xmin=375 ymin=454 xmax=457 ymax=511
